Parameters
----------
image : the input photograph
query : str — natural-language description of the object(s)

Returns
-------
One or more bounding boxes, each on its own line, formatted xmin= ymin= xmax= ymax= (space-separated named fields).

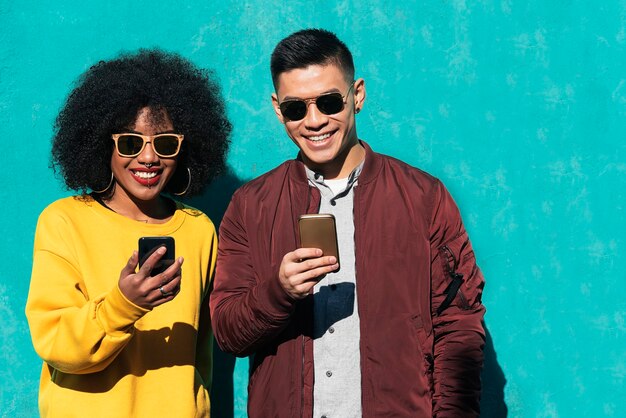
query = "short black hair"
xmin=51 ymin=48 xmax=231 ymax=198
xmin=270 ymin=28 xmax=355 ymax=88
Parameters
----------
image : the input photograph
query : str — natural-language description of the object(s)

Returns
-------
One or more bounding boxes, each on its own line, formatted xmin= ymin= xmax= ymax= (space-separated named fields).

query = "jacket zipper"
xmin=301 ymin=184 xmax=316 ymax=418
xmin=301 ymin=333 xmax=305 ymax=417
xmin=353 ymin=184 xmax=368 ymax=416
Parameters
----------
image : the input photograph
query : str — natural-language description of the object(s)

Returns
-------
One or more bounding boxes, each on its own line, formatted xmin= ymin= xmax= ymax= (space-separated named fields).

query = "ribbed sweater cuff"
xmin=97 ymin=285 xmax=150 ymax=335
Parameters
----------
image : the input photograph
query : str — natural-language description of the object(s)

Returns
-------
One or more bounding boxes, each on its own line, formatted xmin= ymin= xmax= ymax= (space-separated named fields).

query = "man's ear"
xmin=353 ymin=78 xmax=366 ymax=114
xmin=271 ymin=93 xmax=286 ymax=124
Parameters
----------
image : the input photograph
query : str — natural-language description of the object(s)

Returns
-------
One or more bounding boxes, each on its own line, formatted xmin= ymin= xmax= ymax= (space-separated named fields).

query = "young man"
xmin=210 ymin=29 xmax=486 ymax=417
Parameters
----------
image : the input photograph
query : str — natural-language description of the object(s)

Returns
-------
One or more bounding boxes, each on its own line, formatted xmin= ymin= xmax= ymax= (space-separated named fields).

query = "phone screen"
xmin=298 ymin=214 xmax=340 ymax=267
xmin=138 ymin=236 xmax=175 ymax=275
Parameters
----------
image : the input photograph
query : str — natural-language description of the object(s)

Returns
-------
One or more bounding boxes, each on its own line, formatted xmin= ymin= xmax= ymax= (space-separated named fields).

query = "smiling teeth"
xmin=308 ymin=133 xmax=331 ymax=142
xmin=134 ymin=171 xmax=157 ymax=179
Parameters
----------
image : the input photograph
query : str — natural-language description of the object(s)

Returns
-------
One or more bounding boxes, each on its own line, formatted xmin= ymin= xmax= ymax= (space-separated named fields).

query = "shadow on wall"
xmin=481 ymin=325 xmax=508 ymax=418
xmin=189 ymin=169 xmax=246 ymax=418
xmin=189 ymin=169 xmax=245 ymax=232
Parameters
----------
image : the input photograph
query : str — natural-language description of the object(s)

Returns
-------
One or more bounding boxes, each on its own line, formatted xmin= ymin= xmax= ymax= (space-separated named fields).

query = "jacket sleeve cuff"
xmin=255 ymin=272 xmax=297 ymax=322
xmin=96 ymin=285 xmax=150 ymax=335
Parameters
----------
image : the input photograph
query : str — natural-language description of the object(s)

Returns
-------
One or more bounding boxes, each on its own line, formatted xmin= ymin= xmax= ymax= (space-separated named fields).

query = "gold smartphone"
xmin=298 ymin=214 xmax=340 ymax=267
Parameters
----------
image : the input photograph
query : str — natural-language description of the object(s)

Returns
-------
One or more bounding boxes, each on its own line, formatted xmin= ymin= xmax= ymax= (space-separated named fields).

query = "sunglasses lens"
xmin=279 ymin=90 xmax=347 ymax=121
xmin=280 ymin=101 xmax=307 ymax=121
xmin=116 ymin=134 xmax=144 ymax=156
xmin=153 ymin=135 xmax=180 ymax=157
xmin=316 ymin=93 xmax=345 ymax=115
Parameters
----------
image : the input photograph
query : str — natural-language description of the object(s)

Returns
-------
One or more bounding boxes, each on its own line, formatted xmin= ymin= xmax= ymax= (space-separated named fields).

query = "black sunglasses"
xmin=278 ymin=82 xmax=355 ymax=122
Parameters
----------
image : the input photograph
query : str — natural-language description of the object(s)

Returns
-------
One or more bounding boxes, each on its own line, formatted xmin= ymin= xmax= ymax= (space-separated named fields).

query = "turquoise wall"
xmin=2 ymin=1 xmax=624 ymax=417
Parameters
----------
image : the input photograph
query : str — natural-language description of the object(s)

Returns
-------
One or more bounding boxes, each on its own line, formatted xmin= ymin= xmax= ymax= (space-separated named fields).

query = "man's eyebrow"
xmin=282 ymin=88 xmax=342 ymax=101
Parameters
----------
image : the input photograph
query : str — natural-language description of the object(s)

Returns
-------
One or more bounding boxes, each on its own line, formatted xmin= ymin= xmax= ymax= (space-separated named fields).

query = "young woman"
xmin=25 ymin=49 xmax=231 ymax=417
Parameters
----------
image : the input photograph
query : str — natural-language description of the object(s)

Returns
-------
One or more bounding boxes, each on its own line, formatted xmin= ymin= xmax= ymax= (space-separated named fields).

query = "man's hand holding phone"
xmin=118 ymin=239 xmax=184 ymax=309
xmin=278 ymin=248 xmax=338 ymax=300
xmin=278 ymin=214 xmax=341 ymax=300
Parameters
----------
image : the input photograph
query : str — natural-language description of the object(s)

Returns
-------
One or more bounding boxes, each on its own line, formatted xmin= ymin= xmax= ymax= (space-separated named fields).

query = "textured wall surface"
xmin=1 ymin=1 xmax=625 ymax=417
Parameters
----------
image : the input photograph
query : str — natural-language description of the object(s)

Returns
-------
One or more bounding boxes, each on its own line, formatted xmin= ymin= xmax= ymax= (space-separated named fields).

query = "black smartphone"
xmin=298 ymin=214 xmax=340 ymax=268
xmin=138 ymin=236 xmax=175 ymax=275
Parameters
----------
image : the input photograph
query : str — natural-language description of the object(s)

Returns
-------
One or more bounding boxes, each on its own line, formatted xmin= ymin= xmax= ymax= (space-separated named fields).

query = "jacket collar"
xmin=357 ymin=140 xmax=383 ymax=186
xmin=288 ymin=140 xmax=382 ymax=186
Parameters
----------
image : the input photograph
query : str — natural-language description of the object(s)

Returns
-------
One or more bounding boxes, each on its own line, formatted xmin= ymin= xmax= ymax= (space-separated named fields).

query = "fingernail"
xmin=329 ymin=257 xmax=337 ymax=264
xmin=157 ymin=246 xmax=167 ymax=254
xmin=316 ymin=249 xmax=323 ymax=256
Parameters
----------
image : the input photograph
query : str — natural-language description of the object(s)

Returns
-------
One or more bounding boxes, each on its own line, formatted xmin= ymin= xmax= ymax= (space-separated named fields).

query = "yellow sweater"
xmin=26 ymin=196 xmax=216 ymax=417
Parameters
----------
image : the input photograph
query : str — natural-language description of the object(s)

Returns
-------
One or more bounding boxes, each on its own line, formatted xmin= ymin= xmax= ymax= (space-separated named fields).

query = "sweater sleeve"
xmin=429 ymin=180 xmax=486 ymax=418
xmin=25 ymin=207 xmax=149 ymax=374
xmin=209 ymin=190 xmax=297 ymax=357
xmin=195 ymin=227 xmax=218 ymax=392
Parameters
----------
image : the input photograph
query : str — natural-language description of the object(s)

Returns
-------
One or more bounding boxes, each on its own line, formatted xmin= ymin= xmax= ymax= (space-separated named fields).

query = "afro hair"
xmin=51 ymin=48 xmax=231 ymax=198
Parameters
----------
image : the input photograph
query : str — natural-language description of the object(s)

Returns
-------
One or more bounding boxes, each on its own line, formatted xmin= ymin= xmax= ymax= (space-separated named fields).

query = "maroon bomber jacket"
xmin=210 ymin=141 xmax=486 ymax=417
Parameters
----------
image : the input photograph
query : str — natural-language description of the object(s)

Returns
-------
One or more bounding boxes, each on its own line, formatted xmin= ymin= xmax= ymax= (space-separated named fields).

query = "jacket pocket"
xmin=411 ymin=314 xmax=435 ymax=394
xmin=435 ymin=239 xmax=473 ymax=315
xmin=434 ymin=226 xmax=485 ymax=316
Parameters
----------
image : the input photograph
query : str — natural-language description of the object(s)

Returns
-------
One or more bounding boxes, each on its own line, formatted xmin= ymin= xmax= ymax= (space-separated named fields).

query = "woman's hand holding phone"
xmin=118 ymin=247 xmax=184 ymax=309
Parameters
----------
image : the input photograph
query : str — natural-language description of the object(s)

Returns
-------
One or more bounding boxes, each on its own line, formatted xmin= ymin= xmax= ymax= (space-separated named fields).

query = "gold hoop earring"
xmin=172 ymin=167 xmax=191 ymax=196
xmin=92 ymin=173 xmax=114 ymax=194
